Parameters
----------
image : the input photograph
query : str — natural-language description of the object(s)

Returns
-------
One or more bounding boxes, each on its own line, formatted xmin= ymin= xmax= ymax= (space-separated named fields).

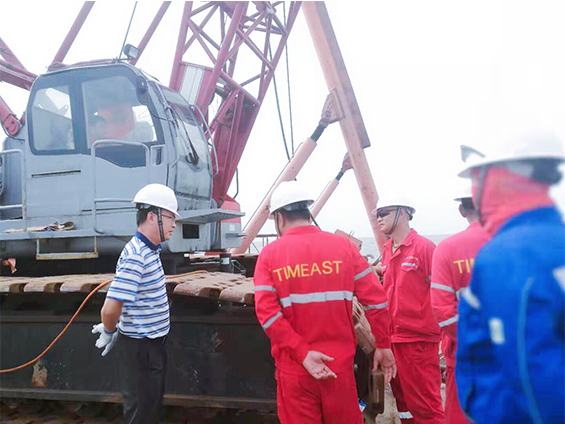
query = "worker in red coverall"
xmin=430 ymin=184 xmax=490 ymax=424
xmin=254 ymin=180 xmax=397 ymax=424
xmin=373 ymin=196 xmax=445 ymax=424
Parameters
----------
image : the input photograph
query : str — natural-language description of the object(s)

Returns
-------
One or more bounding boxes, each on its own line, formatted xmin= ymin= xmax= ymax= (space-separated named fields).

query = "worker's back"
xmin=254 ymin=225 xmax=381 ymax=375
xmin=457 ymin=206 xmax=565 ymax=423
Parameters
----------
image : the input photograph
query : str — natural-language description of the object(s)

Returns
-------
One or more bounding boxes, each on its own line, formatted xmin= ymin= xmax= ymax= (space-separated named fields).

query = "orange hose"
xmin=0 ymin=270 xmax=210 ymax=374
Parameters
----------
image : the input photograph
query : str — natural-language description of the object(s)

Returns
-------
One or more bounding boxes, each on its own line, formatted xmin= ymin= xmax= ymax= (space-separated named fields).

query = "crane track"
xmin=0 ymin=399 xmax=279 ymax=423
xmin=0 ymin=394 xmax=403 ymax=423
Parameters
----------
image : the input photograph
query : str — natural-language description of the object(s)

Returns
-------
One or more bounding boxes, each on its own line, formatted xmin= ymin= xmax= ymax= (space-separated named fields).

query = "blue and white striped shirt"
xmin=107 ymin=232 xmax=170 ymax=339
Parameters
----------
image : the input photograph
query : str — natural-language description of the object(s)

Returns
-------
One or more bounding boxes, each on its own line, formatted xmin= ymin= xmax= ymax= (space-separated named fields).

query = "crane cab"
xmin=0 ymin=62 xmax=243 ymax=272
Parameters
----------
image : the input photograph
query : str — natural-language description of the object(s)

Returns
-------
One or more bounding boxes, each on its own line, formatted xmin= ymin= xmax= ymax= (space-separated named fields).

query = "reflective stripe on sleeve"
xmin=456 ymin=288 xmax=464 ymax=300
xmin=279 ymin=290 xmax=354 ymax=308
xmin=431 ymin=283 xmax=455 ymax=293
xmin=398 ymin=411 xmax=413 ymax=419
xmin=255 ymin=285 xmax=276 ymax=292
xmin=354 ymin=267 xmax=373 ymax=281
xmin=363 ymin=301 xmax=388 ymax=311
xmin=262 ymin=311 xmax=282 ymax=330
xmin=280 ymin=297 xmax=292 ymax=308
xmin=461 ymin=287 xmax=481 ymax=310
xmin=439 ymin=314 xmax=459 ymax=327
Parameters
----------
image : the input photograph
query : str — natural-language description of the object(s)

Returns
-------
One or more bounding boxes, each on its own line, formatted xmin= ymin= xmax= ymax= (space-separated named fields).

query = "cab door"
xmin=76 ymin=66 xmax=167 ymax=233
xmin=25 ymin=71 xmax=86 ymax=221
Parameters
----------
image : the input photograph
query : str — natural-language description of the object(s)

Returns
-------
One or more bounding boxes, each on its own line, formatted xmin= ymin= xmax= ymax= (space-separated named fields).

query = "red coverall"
xmin=430 ymin=222 xmax=490 ymax=424
xmin=381 ymin=229 xmax=445 ymax=424
xmin=254 ymin=226 xmax=392 ymax=424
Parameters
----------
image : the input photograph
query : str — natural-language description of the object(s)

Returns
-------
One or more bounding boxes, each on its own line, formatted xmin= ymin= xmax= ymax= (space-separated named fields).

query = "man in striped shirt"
xmin=92 ymin=183 xmax=179 ymax=424
xmin=254 ymin=181 xmax=396 ymax=424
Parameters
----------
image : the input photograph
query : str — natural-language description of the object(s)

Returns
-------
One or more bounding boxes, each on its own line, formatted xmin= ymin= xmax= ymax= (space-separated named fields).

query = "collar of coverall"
xmin=468 ymin=221 xmax=483 ymax=230
xmin=384 ymin=228 xmax=417 ymax=253
xmin=280 ymin=225 xmax=320 ymax=237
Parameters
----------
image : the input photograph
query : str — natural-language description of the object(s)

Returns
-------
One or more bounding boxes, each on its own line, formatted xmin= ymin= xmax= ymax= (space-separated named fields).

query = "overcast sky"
xmin=2 ymin=1 xmax=564 ymax=238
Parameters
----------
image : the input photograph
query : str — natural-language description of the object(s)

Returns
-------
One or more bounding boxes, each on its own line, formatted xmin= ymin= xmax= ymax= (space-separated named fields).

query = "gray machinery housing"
xmin=0 ymin=63 xmax=243 ymax=268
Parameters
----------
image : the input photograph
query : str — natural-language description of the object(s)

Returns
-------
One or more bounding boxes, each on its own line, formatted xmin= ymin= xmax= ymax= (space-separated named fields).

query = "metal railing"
xmin=0 ymin=149 xmax=27 ymax=231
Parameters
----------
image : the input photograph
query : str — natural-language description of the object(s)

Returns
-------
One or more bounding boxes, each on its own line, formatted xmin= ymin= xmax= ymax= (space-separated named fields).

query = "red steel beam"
xmin=226 ymin=10 xmax=270 ymax=64
xmin=170 ymin=2 xmax=301 ymax=204
xmin=170 ymin=2 xmax=193 ymax=90
xmin=197 ymin=3 xmax=247 ymax=108
xmin=184 ymin=6 xmax=222 ymax=53
xmin=186 ymin=18 xmax=218 ymax=64
xmin=0 ymin=37 xmax=27 ymax=71
xmin=0 ymin=96 xmax=22 ymax=136
xmin=130 ymin=2 xmax=171 ymax=66
xmin=51 ymin=2 xmax=95 ymax=66
xmin=0 ymin=59 xmax=36 ymax=90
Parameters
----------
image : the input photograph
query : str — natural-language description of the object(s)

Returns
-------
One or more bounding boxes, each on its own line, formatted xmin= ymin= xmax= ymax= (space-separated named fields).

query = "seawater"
xmin=248 ymin=233 xmax=451 ymax=259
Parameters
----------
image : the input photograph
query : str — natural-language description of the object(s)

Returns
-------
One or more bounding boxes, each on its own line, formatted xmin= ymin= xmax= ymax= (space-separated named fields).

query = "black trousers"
xmin=118 ymin=333 xmax=167 ymax=424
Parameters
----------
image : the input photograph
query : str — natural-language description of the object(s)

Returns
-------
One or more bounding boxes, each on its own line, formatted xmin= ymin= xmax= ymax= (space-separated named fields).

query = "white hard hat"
xmin=453 ymin=180 xmax=473 ymax=201
xmin=458 ymin=128 xmax=565 ymax=178
xmin=372 ymin=195 xmax=416 ymax=217
xmin=132 ymin=183 xmax=181 ymax=218
xmin=269 ymin=180 xmax=314 ymax=216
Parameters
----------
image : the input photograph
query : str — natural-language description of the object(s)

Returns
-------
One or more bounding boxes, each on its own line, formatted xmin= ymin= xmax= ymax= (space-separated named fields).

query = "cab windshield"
xmin=161 ymin=87 xmax=210 ymax=167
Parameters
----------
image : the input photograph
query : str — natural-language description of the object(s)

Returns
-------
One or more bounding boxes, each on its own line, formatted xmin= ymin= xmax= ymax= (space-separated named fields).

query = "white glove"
xmin=92 ymin=323 xmax=119 ymax=356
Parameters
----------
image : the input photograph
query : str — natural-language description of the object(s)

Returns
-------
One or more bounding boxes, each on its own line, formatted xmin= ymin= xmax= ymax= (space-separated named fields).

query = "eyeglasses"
xmin=376 ymin=209 xmax=396 ymax=218
xmin=159 ymin=212 xmax=177 ymax=221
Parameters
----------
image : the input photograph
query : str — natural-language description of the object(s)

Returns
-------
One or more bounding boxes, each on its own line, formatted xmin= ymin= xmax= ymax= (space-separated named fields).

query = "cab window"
xmin=82 ymin=76 xmax=157 ymax=149
xmin=31 ymin=85 xmax=75 ymax=152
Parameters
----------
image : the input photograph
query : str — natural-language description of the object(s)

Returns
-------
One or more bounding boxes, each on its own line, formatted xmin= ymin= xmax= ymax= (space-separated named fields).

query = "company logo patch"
xmin=488 ymin=317 xmax=505 ymax=345
xmin=553 ymin=266 xmax=565 ymax=292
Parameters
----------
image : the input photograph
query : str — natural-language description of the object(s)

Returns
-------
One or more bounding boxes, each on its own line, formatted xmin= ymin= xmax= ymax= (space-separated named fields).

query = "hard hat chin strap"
xmin=274 ymin=212 xmax=282 ymax=238
xmin=475 ymin=166 xmax=489 ymax=227
xmin=157 ymin=208 xmax=165 ymax=243
xmin=387 ymin=208 xmax=402 ymax=236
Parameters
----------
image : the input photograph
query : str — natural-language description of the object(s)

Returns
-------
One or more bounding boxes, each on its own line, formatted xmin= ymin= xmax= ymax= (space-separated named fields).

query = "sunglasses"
xmin=376 ymin=209 xmax=397 ymax=218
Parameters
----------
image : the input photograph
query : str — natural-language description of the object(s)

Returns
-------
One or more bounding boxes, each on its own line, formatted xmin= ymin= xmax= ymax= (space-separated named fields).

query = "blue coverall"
xmin=456 ymin=206 xmax=565 ymax=423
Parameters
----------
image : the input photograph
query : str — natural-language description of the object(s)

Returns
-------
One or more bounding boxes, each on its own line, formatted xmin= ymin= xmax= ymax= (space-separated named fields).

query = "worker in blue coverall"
xmin=455 ymin=128 xmax=565 ymax=423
